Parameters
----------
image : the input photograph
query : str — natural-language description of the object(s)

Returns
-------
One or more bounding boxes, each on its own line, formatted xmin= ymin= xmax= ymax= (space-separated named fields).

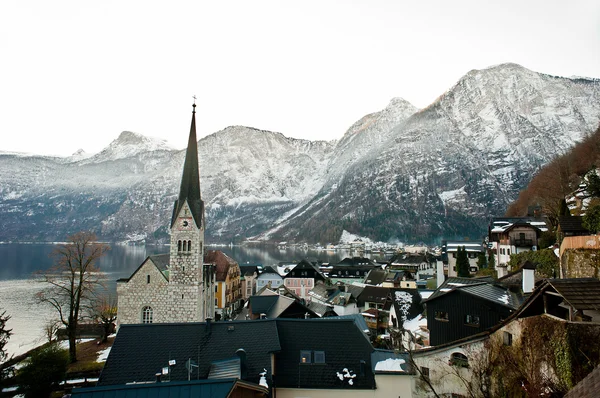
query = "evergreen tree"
xmin=558 ymin=198 xmax=570 ymax=216
xmin=477 ymin=252 xmax=487 ymax=269
xmin=583 ymin=204 xmax=600 ymax=234
xmin=488 ymin=251 xmax=496 ymax=269
xmin=456 ymin=246 xmax=470 ymax=277
xmin=17 ymin=344 xmax=68 ymax=397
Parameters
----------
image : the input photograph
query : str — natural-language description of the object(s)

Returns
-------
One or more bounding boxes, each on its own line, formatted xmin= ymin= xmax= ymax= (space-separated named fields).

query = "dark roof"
xmin=358 ymin=286 xmax=390 ymax=305
xmin=335 ymin=257 xmax=376 ymax=266
xmin=117 ymin=254 xmax=170 ymax=283
xmin=285 ymin=259 xmax=326 ymax=281
xmin=259 ymin=266 xmax=282 ymax=277
xmin=424 ymin=277 xmax=522 ymax=310
xmin=171 ymin=104 xmax=205 ymax=229
xmin=274 ymin=319 xmax=376 ymax=389
xmin=72 ymin=379 xmax=266 ymax=398
xmin=389 ymin=288 xmax=424 ymax=322
xmin=307 ymin=300 xmax=334 ymax=317
xmin=99 ymin=318 xmax=375 ymax=390
xmin=364 ymin=269 xmax=387 ymax=285
xmin=565 ymin=365 xmax=600 ymax=398
xmin=249 ymin=294 xmax=317 ymax=319
xmin=239 ymin=265 xmax=259 ymax=276
xmin=316 ymin=314 xmax=370 ymax=336
xmin=425 ymin=277 xmax=494 ymax=301
xmin=559 ymin=216 xmax=589 ymax=234
xmin=459 ymin=284 xmax=522 ymax=310
xmin=98 ymin=321 xmax=280 ymax=386
xmin=546 ymin=278 xmax=600 ymax=310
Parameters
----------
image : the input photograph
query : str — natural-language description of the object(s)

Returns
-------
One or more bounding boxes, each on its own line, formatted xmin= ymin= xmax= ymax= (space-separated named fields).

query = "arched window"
xmin=188 ymin=240 xmax=192 ymax=251
xmin=449 ymin=352 xmax=468 ymax=368
xmin=142 ymin=306 xmax=153 ymax=324
xmin=183 ymin=240 xmax=187 ymax=252
xmin=178 ymin=240 xmax=182 ymax=252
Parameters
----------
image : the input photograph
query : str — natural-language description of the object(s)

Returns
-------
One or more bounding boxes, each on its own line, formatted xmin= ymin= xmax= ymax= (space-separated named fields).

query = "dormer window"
xmin=300 ymin=351 xmax=311 ymax=363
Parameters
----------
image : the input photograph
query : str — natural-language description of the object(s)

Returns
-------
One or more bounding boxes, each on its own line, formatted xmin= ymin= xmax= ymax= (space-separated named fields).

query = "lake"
xmin=0 ymin=242 xmax=385 ymax=357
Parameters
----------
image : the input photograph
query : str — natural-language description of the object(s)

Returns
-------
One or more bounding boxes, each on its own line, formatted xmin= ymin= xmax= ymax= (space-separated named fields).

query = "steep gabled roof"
xmin=116 ymin=254 xmax=170 ymax=283
xmin=565 ymin=365 xmax=600 ymax=398
xmin=425 ymin=277 xmax=494 ymax=301
xmin=171 ymin=104 xmax=204 ymax=228
xmin=546 ymin=278 xmax=600 ymax=311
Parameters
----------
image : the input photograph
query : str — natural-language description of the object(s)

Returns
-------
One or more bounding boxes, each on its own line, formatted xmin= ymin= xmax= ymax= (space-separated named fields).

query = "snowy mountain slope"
xmin=1 ymin=63 xmax=599 ymax=243
xmin=263 ymin=64 xmax=600 ymax=243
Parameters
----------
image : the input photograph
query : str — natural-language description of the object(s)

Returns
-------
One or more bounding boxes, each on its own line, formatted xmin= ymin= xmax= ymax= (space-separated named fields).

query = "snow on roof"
xmin=447 ymin=282 xmax=468 ymax=287
xmin=361 ymin=312 xmax=377 ymax=318
xmin=498 ymin=293 xmax=509 ymax=305
xmin=419 ymin=291 xmax=433 ymax=299
xmin=375 ymin=358 xmax=407 ymax=372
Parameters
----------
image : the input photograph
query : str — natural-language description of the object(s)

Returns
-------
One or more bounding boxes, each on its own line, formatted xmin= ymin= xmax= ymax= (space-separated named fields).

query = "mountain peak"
xmin=90 ymin=131 xmax=175 ymax=163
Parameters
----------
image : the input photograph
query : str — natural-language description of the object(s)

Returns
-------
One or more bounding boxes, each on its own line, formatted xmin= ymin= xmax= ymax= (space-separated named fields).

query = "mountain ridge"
xmin=1 ymin=63 xmax=599 ymax=244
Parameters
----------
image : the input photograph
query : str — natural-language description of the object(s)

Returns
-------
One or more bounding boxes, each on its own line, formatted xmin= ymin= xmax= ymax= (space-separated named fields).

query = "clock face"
xmin=180 ymin=218 xmax=192 ymax=229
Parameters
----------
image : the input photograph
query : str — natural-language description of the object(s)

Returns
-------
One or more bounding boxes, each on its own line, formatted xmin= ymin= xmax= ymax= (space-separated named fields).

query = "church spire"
xmin=171 ymin=102 xmax=204 ymax=228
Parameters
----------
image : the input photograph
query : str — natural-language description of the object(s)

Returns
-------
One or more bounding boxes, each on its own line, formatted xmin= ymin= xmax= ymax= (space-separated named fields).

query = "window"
xmin=188 ymin=240 xmax=192 ymax=251
xmin=503 ymin=331 xmax=513 ymax=346
xmin=314 ymin=351 xmax=325 ymax=364
xmin=300 ymin=350 xmax=311 ymax=364
xmin=434 ymin=311 xmax=449 ymax=321
xmin=507 ymin=249 xmax=511 ymax=255
xmin=142 ymin=306 xmax=153 ymax=324
xmin=183 ymin=240 xmax=187 ymax=251
xmin=449 ymin=352 xmax=469 ymax=368
xmin=465 ymin=314 xmax=480 ymax=327
xmin=147 ymin=275 xmax=150 ymax=284
xmin=178 ymin=240 xmax=182 ymax=252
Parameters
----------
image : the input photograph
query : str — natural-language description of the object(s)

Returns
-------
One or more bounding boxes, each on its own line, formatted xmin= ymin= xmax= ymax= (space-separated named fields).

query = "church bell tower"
xmin=168 ymin=102 xmax=209 ymax=322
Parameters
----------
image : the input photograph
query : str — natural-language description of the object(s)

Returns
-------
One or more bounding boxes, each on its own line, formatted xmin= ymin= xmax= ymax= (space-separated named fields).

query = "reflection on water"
xmin=0 ymin=243 xmax=389 ymax=357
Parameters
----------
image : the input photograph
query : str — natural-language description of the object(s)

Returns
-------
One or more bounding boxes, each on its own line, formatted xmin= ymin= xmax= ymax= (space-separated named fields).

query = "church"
xmin=117 ymin=103 xmax=217 ymax=325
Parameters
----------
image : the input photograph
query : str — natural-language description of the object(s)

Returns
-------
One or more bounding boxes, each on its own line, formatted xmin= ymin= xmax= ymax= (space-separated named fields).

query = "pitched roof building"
xmin=117 ymin=103 xmax=216 ymax=325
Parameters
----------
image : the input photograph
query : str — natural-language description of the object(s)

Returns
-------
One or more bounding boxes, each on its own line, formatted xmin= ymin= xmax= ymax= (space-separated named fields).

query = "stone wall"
xmin=561 ymin=248 xmax=600 ymax=278
xmin=117 ymin=258 xmax=169 ymax=326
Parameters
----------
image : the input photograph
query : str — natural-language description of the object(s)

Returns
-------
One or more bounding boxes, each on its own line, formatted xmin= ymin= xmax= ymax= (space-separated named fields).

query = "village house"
xmin=439 ymin=240 xmax=486 ymax=279
xmin=116 ymin=104 xmax=216 ymax=325
xmin=413 ymin=277 xmax=600 ymax=397
xmin=283 ymin=259 xmax=326 ymax=301
xmin=488 ymin=217 xmax=549 ymax=277
xmin=239 ymin=265 xmax=259 ymax=301
xmin=256 ymin=266 xmax=284 ymax=290
xmin=327 ymin=257 xmax=380 ymax=285
xmin=205 ymin=250 xmax=242 ymax=320
xmin=423 ymin=276 xmax=523 ymax=346
xmin=308 ymin=282 xmax=359 ymax=317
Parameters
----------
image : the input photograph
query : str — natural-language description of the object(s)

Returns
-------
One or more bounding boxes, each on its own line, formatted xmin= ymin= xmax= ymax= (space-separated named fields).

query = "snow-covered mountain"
xmin=1 ymin=63 xmax=599 ymax=243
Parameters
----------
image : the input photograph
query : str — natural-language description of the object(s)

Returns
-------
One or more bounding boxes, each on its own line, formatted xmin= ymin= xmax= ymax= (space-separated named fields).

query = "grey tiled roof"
xmin=149 ymin=253 xmax=170 ymax=272
xmin=98 ymin=321 xmax=280 ymax=386
xmin=99 ymin=318 xmax=376 ymax=390
xmin=460 ymin=284 xmax=522 ymax=310
xmin=546 ymin=278 xmax=600 ymax=311
xmin=565 ymin=365 xmax=600 ymax=398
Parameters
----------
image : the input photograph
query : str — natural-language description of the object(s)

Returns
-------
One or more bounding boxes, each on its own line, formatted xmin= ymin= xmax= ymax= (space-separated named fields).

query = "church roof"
xmin=171 ymin=103 xmax=204 ymax=229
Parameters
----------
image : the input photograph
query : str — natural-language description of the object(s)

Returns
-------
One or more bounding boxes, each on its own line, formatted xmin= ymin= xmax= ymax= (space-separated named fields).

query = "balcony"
xmin=512 ymin=238 xmax=534 ymax=247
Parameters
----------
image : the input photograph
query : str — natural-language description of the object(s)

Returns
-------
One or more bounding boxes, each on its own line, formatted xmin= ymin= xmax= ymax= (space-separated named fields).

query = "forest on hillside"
xmin=507 ymin=124 xmax=600 ymax=227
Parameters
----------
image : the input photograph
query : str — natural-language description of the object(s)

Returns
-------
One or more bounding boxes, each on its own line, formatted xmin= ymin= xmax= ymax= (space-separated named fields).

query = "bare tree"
xmin=90 ymin=295 xmax=117 ymax=343
xmin=43 ymin=319 xmax=61 ymax=343
xmin=36 ymin=232 xmax=109 ymax=363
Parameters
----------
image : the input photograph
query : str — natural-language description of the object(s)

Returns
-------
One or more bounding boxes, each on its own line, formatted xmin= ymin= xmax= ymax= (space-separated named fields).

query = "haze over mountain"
xmin=1 ymin=63 xmax=599 ymax=244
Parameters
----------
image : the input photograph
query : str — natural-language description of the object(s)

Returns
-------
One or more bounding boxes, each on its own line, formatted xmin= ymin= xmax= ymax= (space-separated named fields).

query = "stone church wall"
xmin=117 ymin=259 xmax=169 ymax=325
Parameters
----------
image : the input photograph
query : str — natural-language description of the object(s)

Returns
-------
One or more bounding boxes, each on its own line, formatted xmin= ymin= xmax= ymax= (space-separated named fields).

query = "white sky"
xmin=1 ymin=1 xmax=599 ymax=156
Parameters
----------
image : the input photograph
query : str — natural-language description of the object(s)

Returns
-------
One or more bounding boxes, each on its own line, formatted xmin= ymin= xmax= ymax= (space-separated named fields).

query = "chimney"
xmin=236 ymin=349 xmax=248 ymax=380
xmin=205 ymin=317 xmax=212 ymax=333
xmin=522 ymin=261 xmax=536 ymax=294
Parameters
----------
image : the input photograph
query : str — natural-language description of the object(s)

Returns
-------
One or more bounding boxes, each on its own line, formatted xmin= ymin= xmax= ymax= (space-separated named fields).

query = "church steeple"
xmin=171 ymin=102 xmax=204 ymax=228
